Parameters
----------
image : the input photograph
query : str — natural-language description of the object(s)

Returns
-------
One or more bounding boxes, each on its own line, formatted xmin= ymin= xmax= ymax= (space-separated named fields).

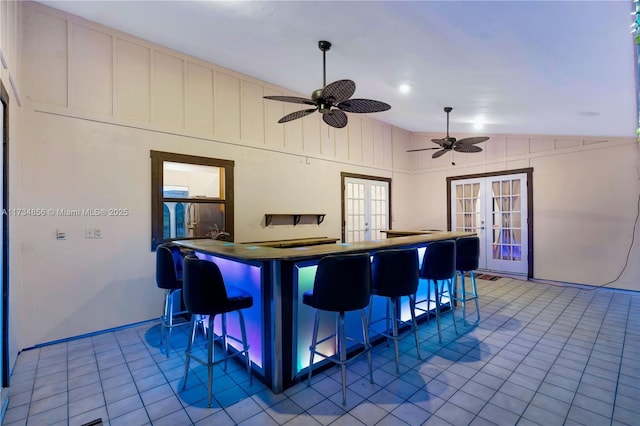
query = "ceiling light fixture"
xmin=473 ymin=117 xmax=485 ymax=130
xmin=398 ymin=84 xmax=411 ymax=94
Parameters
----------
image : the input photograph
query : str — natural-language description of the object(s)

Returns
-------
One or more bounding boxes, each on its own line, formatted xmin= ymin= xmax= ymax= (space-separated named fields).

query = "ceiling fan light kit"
xmin=407 ymin=107 xmax=489 ymax=158
xmin=263 ymin=41 xmax=391 ymax=129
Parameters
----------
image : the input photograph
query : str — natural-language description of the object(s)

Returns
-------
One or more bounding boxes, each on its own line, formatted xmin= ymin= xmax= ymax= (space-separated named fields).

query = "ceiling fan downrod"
xmin=444 ymin=106 xmax=452 ymax=139
xmin=319 ymin=40 xmax=331 ymax=88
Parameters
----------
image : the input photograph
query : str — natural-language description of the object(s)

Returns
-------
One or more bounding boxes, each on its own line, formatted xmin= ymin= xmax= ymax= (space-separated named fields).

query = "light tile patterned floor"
xmin=2 ymin=277 xmax=639 ymax=425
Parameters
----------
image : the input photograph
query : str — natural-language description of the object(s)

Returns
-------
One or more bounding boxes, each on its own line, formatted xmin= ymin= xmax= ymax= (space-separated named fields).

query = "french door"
xmin=342 ymin=175 xmax=390 ymax=243
xmin=450 ymin=172 xmax=530 ymax=275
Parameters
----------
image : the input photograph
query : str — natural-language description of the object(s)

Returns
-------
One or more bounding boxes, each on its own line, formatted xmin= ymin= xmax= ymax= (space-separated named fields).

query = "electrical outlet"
xmin=85 ymin=228 xmax=94 ymax=239
xmin=94 ymin=228 xmax=102 ymax=239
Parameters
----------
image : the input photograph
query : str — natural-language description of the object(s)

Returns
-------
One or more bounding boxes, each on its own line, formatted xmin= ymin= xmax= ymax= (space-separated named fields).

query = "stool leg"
xmin=470 ymin=271 xmax=480 ymax=322
xmin=361 ymin=309 xmax=373 ymax=385
xmin=307 ymin=312 xmax=320 ymax=387
xmin=390 ymin=297 xmax=400 ymax=373
xmin=409 ymin=294 xmax=422 ymax=360
xmin=459 ymin=271 xmax=467 ymax=322
xmin=338 ymin=311 xmax=347 ymax=406
xmin=434 ymin=280 xmax=442 ymax=343
xmin=181 ymin=315 xmax=197 ymax=390
xmin=206 ymin=314 xmax=215 ymax=408
xmin=445 ymin=278 xmax=458 ymax=335
xmin=162 ymin=290 xmax=172 ymax=357
xmin=426 ymin=279 xmax=432 ymax=323
xmin=385 ymin=298 xmax=391 ymax=346
xmin=222 ymin=313 xmax=228 ymax=371
xmin=237 ymin=309 xmax=253 ymax=385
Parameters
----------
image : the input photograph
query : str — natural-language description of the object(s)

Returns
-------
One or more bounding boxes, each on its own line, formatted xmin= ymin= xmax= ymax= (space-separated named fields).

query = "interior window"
xmin=150 ymin=151 xmax=234 ymax=250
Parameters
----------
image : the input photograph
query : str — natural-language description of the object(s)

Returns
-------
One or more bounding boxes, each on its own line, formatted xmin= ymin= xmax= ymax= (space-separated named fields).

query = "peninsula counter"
xmin=175 ymin=231 xmax=473 ymax=393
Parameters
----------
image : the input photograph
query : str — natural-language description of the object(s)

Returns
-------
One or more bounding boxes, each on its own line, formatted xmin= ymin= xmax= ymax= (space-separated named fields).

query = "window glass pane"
xmin=171 ymin=202 xmax=226 ymax=238
xmin=163 ymin=162 xmax=222 ymax=198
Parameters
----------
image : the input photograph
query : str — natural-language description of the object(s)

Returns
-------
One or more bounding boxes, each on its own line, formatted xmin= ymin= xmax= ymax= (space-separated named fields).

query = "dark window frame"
xmin=340 ymin=172 xmax=392 ymax=242
xmin=150 ymin=151 xmax=234 ymax=250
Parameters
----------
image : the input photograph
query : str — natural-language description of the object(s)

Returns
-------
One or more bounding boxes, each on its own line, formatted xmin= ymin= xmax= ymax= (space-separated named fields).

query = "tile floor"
xmin=2 ymin=277 xmax=639 ymax=426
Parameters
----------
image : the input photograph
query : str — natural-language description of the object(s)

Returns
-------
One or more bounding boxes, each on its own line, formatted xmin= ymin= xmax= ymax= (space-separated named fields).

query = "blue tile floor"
xmin=2 ymin=277 xmax=639 ymax=425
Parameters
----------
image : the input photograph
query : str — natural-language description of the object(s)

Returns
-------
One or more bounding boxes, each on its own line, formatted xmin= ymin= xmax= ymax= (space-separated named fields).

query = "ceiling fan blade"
xmin=322 ymin=109 xmax=348 ymax=128
xmin=337 ymin=98 xmax=391 ymax=113
xmin=432 ymin=149 xmax=449 ymax=159
xmin=456 ymin=136 xmax=490 ymax=145
xmin=264 ymin=95 xmax=316 ymax=106
xmin=277 ymin=109 xmax=317 ymax=123
xmin=406 ymin=147 xmax=440 ymax=152
xmin=322 ymin=79 xmax=356 ymax=104
xmin=431 ymin=138 xmax=447 ymax=146
xmin=454 ymin=144 xmax=483 ymax=153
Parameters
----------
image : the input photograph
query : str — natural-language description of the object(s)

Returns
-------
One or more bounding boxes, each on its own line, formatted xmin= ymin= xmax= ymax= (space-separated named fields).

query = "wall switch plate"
xmin=56 ymin=229 xmax=66 ymax=240
xmin=94 ymin=228 xmax=102 ymax=239
xmin=85 ymin=228 xmax=94 ymax=239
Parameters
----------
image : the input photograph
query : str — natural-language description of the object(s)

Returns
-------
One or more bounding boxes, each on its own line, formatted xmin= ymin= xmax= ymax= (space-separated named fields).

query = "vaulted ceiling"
xmin=39 ymin=0 xmax=637 ymax=138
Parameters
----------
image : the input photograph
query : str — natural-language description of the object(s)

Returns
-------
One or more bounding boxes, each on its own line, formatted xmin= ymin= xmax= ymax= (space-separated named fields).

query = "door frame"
xmin=340 ymin=172 xmax=392 ymax=243
xmin=446 ymin=168 xmax=533 ymax=278
xmin=1 ymin=80 xmax=9 ymax=386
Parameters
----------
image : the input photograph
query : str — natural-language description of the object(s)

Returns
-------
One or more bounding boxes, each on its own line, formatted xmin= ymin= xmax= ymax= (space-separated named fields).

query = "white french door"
xmin=451 ymin=173 xmax=529 ymax=275
xmin=343 ymin=177 xmax=389 ymax=243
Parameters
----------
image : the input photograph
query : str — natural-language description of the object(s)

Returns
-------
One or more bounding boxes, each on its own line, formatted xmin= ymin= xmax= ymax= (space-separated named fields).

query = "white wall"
xmin=14 ymin=2 xmax=404 ymax=348
xmin=10 ymin=2 xmax=640 ymax=354
xmin=409 ymin=133 xmax=640 ymax=290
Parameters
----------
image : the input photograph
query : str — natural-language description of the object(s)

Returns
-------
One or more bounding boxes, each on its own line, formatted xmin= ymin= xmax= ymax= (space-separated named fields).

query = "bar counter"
xmin=175 ymin=231 xmax=473 ymax=393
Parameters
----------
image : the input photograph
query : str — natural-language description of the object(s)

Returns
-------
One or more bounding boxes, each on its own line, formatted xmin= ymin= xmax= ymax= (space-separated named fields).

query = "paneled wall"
xmin=22 ymin=3 xmax=396 ymax=169
xmin=9 ymin=1 xmax=640 ymax=354
xmin=14 ymin=2 xmax=410 ymax=348
xmin=409 ymin=132 xmax=640 ymax=290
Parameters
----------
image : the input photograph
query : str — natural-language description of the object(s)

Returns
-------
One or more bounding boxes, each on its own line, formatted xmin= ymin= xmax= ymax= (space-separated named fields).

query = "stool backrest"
xmin=456 ymin=236 xmax=480 ymax=271
xmin=312 ymin=253 xmax=371 ymax=312
xmin=182 ymin=255 xmax=229 ymax=315
xmin=156 ymin=244 xmax=182 ymax=290
xmin=419 ymin=240 xmax=456 ymax=280
xmin=371 ymin=248 xmax=419 ymax=297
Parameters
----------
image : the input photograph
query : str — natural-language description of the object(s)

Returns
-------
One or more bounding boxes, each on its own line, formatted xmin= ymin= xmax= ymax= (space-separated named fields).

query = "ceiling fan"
xmin=407 ymin=107 xmax=489 ymax=158
xmin=263 ymin=40 xmax=391 ymax=129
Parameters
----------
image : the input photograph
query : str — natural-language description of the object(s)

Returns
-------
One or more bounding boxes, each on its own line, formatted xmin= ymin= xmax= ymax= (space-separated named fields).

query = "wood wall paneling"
xmin=32 ymin=11 xmax=68 ymax=106
xmin=506 ymin=136 xmax=529 ymax=157
xmin=320 ymin=125 xmax=336 ymax=158
xmin=348 ymin=118 xmax=363 ymax=163
xmin=71 ymin=24 xmax=113 ymax=116
xmin=115 ymin=39 xmax=150 ymax=122
xmin=152 ymin=52 xmax=184 ymax=129
xmin=555 ymin=138 xmax=581 ymax=149
xmin=361 ymin=119 xmax=374 ymax=164
xmin=214 ymin=71 xmax=241 ymax=140
xmin=283 ymin=102 xmax=304 ymax=152
xmin=264 ymin=88 xmax=285 ymax=148
xmin=334 ymin=126 xmax=349 ymax=161
xmin=529 ymin=137 xmax=554 ymax=153
xmin=185 ymin=62 xmax=214 ymax=134
xmin=302 ymin=112 xmax=321 ymax=155
xmin=240 ymin=80 xmax=265 ymax=145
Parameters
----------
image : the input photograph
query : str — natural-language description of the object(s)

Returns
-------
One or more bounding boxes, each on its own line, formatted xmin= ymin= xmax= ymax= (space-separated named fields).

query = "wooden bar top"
xmin=174 ymin=231 xmax=475 ymax=262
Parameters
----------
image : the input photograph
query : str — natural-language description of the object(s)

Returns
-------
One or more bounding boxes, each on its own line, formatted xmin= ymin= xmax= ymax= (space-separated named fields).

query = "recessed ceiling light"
xmin=398 ymin=84 xmax=411 ymax=94
xmin=473 ymin=117 xmax=485 ymax=130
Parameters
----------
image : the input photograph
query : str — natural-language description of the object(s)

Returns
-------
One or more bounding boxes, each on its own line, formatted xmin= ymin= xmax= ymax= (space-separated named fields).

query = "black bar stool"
xmin=303 ymin=253 xmax=373 ymax=406
xmin=155 ymin=243 xmax=189 ymax=358
xmin=369 ymin=248 xmax=421 ymax=373
xmin=453 ymin=236 xmax=481 ymax=324
xmin=417 ymin=240 xmax=458 ymax=343
xmin=181 ymin=255 xmax=253 ymax=408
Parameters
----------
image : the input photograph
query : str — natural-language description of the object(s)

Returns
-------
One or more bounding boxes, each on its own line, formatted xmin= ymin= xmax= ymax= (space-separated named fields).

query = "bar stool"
xmin=417 ymin=240 xmax=458 ymax=343
xmin=369 ymin=248 xmax=421 ymax=373
xmin=303 ymin=253 xmax=373 ymax=406
xmin=453 ymin=236 xmax=480 ymax=324
xmin=156 ymin=243 xmax=189 ymax=357
xmin=181 ymin=255 xmax=253 ymax=408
